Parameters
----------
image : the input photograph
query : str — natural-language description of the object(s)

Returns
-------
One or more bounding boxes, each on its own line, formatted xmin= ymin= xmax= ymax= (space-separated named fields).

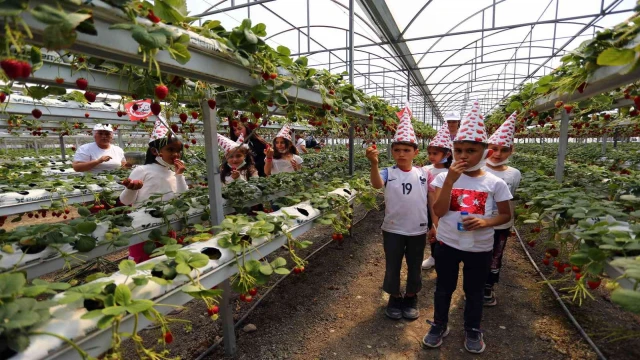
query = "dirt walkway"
xmin=203 ymin=207 xmax=602 ymax=360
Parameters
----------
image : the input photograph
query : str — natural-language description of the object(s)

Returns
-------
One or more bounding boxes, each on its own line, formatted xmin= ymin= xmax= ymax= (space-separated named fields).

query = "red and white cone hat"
xmin=488 ymin=111 xmax=517 ymax=147
xmin=217 ymin=133 xmax=246 ymax=156
xmin=275 ymin=124 xmax=292 ymax=141
xmin=392 ymin=102 xmax=417 ymax=144
xmin=429 ymin=126 xmax=453 ymax=149
xmin=454 ymin=99 xmax=487 ymax=143
xmin=149 ymin=116 xmax=169 ymax=143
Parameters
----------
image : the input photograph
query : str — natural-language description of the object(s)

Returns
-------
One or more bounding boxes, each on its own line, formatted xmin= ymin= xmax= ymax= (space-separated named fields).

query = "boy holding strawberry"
xmin=367 ymin=103 xmax=430 ymax=320
xmin=422 ymin=100 xmax=512 ymax=354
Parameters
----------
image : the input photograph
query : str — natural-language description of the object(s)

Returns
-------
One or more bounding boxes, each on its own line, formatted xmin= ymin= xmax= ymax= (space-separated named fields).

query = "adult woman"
xmin=72 ymin=124 xmax=127 ymax=174
xmin=443 ymin=111 xmax=461 ymax=140
xmin=229 ymin=122 xmax=269 ymax=177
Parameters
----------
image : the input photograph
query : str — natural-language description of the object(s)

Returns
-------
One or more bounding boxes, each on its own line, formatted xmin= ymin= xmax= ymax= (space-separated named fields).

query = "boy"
xmin=367 ymin=103 xmax=430 ymax=320
xmin=483 ymin=112 xmax=522 ymax=306
xmin=422 ymin=100 xmax=512 ymax=354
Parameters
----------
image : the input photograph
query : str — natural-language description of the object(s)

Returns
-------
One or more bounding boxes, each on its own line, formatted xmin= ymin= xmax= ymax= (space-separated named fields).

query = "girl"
xmin=230 ymin=122 xmax=269 ymax=177
xmin=218 ymin=133 xmax=259 ymax=184
xmin=482 ymin=112 xmax=521 ymax=307
xmin=422 ymin=127 xmax=453 ymax=270
xmin=121 ymin=119 xmax=188 ymax=263
xmin=264 ymin=124 xmax=303 ymax=176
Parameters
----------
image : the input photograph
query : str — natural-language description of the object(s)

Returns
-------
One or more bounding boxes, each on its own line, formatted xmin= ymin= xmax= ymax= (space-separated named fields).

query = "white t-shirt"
xmin=271 ymin=155 xmax=303 ymax=174
xmin=431 ymin=171 xmax=512 ymax=252
xmin=483 ymin=166 xmax=522 ymax=229
xmin=295 ymin=138 xmax=306 ymax=153
xmin=73 ymin=142 xmax=125 ymax=174
xmin=380 ymin=166 xmax=430 ymax=236
xmin=119 ymin=163 xmax=189 ymax=208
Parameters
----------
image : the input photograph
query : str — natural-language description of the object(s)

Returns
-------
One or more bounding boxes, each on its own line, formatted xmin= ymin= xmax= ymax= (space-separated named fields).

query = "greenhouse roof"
xmin=187 ymin=0 xmax=637 ymax=128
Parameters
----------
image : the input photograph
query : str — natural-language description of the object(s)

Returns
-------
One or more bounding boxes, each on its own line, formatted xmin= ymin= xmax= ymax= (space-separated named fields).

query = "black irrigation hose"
xmin=194 ymin=204 xmax=379 ymax=360
xmin=513 ymin=227 xmax=607 ymax=360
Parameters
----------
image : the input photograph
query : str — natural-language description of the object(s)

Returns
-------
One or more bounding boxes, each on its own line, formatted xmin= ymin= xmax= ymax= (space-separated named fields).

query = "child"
xmin=264 ymin=125 xmax=303 ymax=175
xmin=483 ymin=112 xmax=521 ymax=306
xmin=421 ymin=127 xmax=453 ymax=270
xmin=230 ymin=122 xmax=269 ymax=177
xmin=121 ymin=119 xmax=188 ymax=263
xmin=367 ymin=103 xmax=429 ymax=321
xmin=218 ymin=133 xmax=259 ymax=184
xmin=422 ymin=100 xmax=512 ymax=354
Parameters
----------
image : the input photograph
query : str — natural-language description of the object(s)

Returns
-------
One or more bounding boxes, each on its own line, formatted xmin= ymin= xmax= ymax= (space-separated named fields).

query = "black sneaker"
xmin=422 ymin=320 xmax=450 ymax=348
xmin=484 ymin=286 xmax=497 ymax=307
xmin=402 ymin=295 xmax=419 ymax=320
xmin=464 ymin=328 xmax=486 ymax=353
xmin=385 ymin=295 xmax=403 ymax=320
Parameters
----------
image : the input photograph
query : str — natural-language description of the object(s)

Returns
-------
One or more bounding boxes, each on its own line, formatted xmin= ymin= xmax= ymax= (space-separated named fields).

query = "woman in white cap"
xmin=443 ymin=111 xmax=461 ymax=140
xmin=72 ymin=124 xmax=127 ymax=174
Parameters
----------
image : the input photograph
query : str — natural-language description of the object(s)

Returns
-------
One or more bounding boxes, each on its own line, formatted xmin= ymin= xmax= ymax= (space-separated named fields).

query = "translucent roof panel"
xmin=187 ymin=0 xmax=638 ymax=126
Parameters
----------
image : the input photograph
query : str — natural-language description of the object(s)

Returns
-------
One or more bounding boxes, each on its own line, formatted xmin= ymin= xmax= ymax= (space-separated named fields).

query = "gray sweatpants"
xmin=382 ymin=231 xmax=427 ymax=295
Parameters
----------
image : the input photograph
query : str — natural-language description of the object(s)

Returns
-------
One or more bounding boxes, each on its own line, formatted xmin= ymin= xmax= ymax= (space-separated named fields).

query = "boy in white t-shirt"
xmin=482 ymin=112 xmax=522 ymax=306
xmin=422 ymin=100 xmax=512 ymax=354
xmin=367 ymin=103 xmax=430 ymax=321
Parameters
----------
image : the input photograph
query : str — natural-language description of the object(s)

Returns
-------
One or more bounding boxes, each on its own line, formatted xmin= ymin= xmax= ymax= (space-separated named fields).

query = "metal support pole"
xmin=34 ymin=140 xmax=39 ymax=157
xmin=613 ymin=129 xmax=619 ymax=148
xmin=201 ymin=98 xmax=236 ymax=357
xmin=59 ymin=136 xmax=66 ymax=161
xmin=348 ymin=0 xmax=355 ymax=176
xmin=555 ymin=110 xmax=570 ymax=182
xmin=117 ymin=129 xmax=124 ymax=148
xmin=602 ymin=135 xmax=607 ymax=155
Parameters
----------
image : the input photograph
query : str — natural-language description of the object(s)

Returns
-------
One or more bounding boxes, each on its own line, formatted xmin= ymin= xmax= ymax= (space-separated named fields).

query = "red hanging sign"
xmin=124 ymin=99 xmax=152 ymax=121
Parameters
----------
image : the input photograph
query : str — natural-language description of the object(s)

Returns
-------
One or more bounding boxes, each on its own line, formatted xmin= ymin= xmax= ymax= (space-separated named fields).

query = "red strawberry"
xmin=179 ymin=113 xmax=188 ymax=123
xmin=253 ymin=112 xmax=262 ymax=119
xmin=76 ymin=78 xmax=88 ymax=90
xmin=564 ymin=105 xmax=573 ymax=113
xmin=140 ymin=117 xmax=147 ymax=123
xmin=147 ymin=10 xmax=161 ymax=23
xmin=575 ymin=273 xmax=582 ymax=281
xmin=261 ymin=72 xmax=270 ymax=81
xmin=132 ymin=103 xmax=139 ymax=111
xmin=547 ymin=248 xmax=559 ymax=257
xmin=293 ymin=266 xmax=304 ymax=274
xmin=244 ymin=295 xmax=253 ymax=303
xmin=164 ymin=331 xmax=173 ymax=344
xmin=587 ymin=279 xmax=601 ymax=290
xmin=207 ymin=305 xmax=219 ymax=316
xmin=554 ymin=101 xmax=563 ymax=108
xmin=239 ymin=293 xmax=246 ymax=302
xmin=85 ymin=113 xmax=90 ymax=118
xmin=371 ymin=144 xmax=377 ymax=149
xmin=170 ymin=124 xmax=179 ymax=133
xmin=1 ymin=59 xmax=22 ymax=79
xmin=167 ymin=230 xmax=177 ymax=239
xmin=191 ymin=111 xmax=198 ymax=119
xmin=191 ymin=138 xmax=196 ymax=144
xmin=184 ymin=143 xmax=190 ymax=149
xmin=207 ymin=99 xmax=216 ymax=109
xmin=542 ymin=259 xmax=550 ymax=266
xmin=117 ymin=111 xmax=123 ymax=117
xmin=572 ymin=266 xmax=581 ymax=273
xmin=84 ymin=91 xmax=96 ymax=102
xmin=603 ymin=113 xmax=611 ymax=120
xmin=249 ymin=288 xmax=258 ymax=296
xmin=151 ymin=102 xmax=162 ymax=116
xmin=55 ymin=77 xmax=64 ymax=84
xmin=527 ymin=240 xmax=536 ymax=247
xmin=20 ymin=61 xmax=31 ymax=78
xmin=576 ymin=82 xmax=586 ymax=93
xmin=71 ymin=146 xmax=76 ymax=151
xmin=0 ymin=92 xmax=5 ymax=103
xmin=329 ymin=89 xmax=335 ymax=95
xmin=31 ymin=109 xmax=42 ymax=119
xmin=155 ymin=84 xmax=168 ymax=100
xmin=270 ymin=73 xmax=277 ymax=79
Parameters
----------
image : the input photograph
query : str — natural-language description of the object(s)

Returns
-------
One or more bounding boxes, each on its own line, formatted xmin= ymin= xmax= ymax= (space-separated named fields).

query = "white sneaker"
xmin=422 ymin=256 xmax=435 ymax=269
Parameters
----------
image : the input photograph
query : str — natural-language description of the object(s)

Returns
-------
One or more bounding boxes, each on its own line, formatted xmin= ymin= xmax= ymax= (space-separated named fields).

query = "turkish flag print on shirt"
xmin=449 ymin=188 xmax=488 ymax=215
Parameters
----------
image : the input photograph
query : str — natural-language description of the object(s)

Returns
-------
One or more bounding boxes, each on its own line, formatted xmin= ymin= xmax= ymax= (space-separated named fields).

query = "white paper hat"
xmin=444 ymin=111 xmax=461 ymax=122
xmin=217 ymin=133 xmax=247 ymax=155
xmin=488 ymin=111 xmax=517 ymax=147
xmin=275 ymin=124 xmax=292 ymax=141
xmin=392 ymin=102 xmax=417 ymax=144
xmin=454 ymin=99 xmax=487 ymax=143
xmin=429 ymin=126 xmax=453 ymax=149
xmin=149 ymin=117 xmax=169 ymax=143
xmin=93 ymin=124 xmax=113 ymax=132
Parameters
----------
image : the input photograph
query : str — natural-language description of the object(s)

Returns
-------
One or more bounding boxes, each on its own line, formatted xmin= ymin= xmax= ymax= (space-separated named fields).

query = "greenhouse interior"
xmin=1 ymin=0 xmax=640 ymax=359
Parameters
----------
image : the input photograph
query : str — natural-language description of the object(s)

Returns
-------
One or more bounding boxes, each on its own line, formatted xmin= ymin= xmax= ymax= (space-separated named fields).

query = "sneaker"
xmin=484 ymin=287 xmax=497 ymax=307
xmin=402 ymin=295 xmax=419 ymax=320
xmin=464 ymin=328 xmax=486 ymax=354
xmin=385 ymin=295 xmax=403 ymax=320
xmin=422 ymin=320 xmax=450 ymax=348
xmin=422 ymin=256 xmax=435 ymax=269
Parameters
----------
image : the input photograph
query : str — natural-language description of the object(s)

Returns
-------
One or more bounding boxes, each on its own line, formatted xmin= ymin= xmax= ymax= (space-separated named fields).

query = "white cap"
xmin=93 ymin=124 xmax=113 ymax=132
xmin=444 ymin=111 xmax=461 ymax=121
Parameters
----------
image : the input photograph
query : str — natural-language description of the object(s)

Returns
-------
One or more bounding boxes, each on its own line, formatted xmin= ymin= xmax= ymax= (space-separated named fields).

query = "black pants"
xmin=433 ymin=242 xmax=492 ymax=329
xmin=382 ymin=231 xmax=427 ymax=295
xmin=486 ymin=228 xmax=511 ymax=287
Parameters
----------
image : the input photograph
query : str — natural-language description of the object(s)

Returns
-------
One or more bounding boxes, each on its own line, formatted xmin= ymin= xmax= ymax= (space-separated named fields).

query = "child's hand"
xmin=462 ymin=216 xmax=487 ymax=231
xmin=174 ymin=159 xmax=186 ymax=175
xmin=428 ymin=228 xmax=437 ymax=243
xmin=264 ymin=145 xmax=274 ymax=158
xmin=231 ymin=169 xmax=240 ymax=179
xmin=290 ymin=159 xmax=300 ymax=171
xmin=123 ymin=179 xmax=143 ymax=190
xmin=446 ymin=160 xmax=467 ymax=183
xmin=365 ymin=146 xmax=379 ymax=165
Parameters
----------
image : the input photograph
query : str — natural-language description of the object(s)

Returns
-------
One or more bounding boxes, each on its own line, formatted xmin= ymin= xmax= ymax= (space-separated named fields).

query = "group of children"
xmin=368 ymin=101 xmax=521 ymax=354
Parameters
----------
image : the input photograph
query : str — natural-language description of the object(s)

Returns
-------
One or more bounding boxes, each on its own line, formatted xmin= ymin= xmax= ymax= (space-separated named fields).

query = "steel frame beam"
xmin=194 ymin=0 xmax=275 ymax=17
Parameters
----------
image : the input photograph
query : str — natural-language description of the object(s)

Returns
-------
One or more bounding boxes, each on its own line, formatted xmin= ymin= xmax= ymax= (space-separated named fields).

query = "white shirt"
xmin=73 ymin=142 xmax=125 ymax=174
xmin=119 ymin=163 xmax=189 ymax=208
xmin=380 ymin=166 xmax=430 ymax=236
xmin=431 ymin=171 xmax=512 ymax=252
xmin=224 ymin=168 xmax=259 ymax=184
xmin=295 ymin=138 xmax=306 ymax=153
xmin=483 ymin=166 xmax=522 ymax=229
xmin=271 ymin=155 xmax=303 ymax=174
